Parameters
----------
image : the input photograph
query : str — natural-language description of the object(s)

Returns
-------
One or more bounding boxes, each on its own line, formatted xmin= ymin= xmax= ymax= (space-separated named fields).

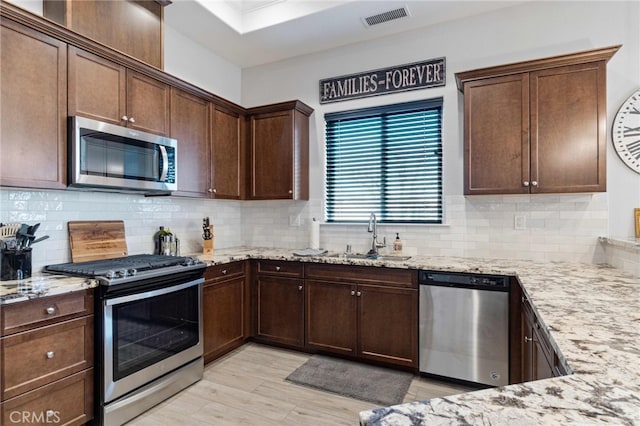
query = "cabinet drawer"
xmin=1 ymin=316 xmax=94 ymax=400
xmin=256 ymin=260 xmax=303 ymax=278
xmin=204 ymin=261 xmax=245 ymax=284
xmin=305 ymin=263 xmax=417 ymax=288
xmin=1 ymin=368 xmax=94 ymax=426
xmin=1 ymin=290 xmax=93 ymax=336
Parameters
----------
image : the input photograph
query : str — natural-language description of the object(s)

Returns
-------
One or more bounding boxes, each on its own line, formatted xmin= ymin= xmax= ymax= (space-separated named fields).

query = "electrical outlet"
xmin=289 ymin=215 xmax=301 ymax=227
xmin=514 ymin=215 xmax=527 ymax=230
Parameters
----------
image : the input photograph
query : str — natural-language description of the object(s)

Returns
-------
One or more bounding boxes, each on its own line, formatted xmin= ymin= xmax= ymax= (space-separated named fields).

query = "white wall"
xmin=164 ymin=25 xmax=242 ymax=104
xmin=241 ymin=0 xmax=640 ymax=262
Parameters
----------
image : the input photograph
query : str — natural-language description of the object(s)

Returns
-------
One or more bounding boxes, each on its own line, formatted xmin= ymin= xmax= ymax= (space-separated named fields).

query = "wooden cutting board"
xmin=68 ymin=220 xmax=128 ymax=263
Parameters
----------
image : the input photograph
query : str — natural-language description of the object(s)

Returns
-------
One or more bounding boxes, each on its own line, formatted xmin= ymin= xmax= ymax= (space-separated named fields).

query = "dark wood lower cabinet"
xmin=255 ymin=276 xmax=305 ymax=349
xmin=305 ymin=267 xmax=418 ymax=369
xmin=358 ymin=285 xmax=417 ymax=367
xmin=203 ymin=262 xmax=247 ymax=364
xmin=521 ymin=292 xmax=556 ymax=382
xmin=306 ymin=280 xmax=357 ymax=356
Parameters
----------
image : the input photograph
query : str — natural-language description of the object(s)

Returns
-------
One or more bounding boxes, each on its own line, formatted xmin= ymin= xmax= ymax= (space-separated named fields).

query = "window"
xmin=324 ymin=98 xmax=442 ymax=223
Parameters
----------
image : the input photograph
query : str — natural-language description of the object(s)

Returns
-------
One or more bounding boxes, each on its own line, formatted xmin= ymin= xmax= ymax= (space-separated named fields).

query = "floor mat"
xmin=285 ymin=355 xmax=413 ymax=406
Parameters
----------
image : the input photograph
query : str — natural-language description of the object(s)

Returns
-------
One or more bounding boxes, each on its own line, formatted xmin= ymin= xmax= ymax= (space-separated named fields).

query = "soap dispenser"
xmin=393 ymin=233 xmax=403 ymax=253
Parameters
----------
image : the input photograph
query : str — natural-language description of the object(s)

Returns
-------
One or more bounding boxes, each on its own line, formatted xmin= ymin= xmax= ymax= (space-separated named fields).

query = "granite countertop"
xmin=0 ymin=274 xmax=98 ymax=304
xmin=200 ymin=247 xmax=640 ymax=425
xmin=3 ymin=248 xmax=638 ymax=423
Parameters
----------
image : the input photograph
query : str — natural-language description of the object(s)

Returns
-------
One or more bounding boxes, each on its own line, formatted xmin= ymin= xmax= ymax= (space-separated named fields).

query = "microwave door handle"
xmin=159 ymin=145 xmax=169 ymax=182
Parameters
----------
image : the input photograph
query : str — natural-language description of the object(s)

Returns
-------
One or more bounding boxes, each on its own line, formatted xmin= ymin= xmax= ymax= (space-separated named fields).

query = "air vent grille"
xmin=363 ymin=7 xmax=410 ymax=27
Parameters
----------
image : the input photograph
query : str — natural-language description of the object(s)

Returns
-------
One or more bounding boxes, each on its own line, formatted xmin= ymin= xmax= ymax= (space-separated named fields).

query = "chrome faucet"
xmin=367 ymin=212 xmax=386 ymax=257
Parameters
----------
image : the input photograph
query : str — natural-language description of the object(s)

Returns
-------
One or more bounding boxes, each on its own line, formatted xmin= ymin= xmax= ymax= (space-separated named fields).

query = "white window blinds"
xmin=324 ymin=98 xmax=443 ymax=223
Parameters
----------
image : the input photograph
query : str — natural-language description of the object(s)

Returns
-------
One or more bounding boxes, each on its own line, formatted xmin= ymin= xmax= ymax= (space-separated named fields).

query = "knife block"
xmin=203 ymin=225 xmax=214 ymax=256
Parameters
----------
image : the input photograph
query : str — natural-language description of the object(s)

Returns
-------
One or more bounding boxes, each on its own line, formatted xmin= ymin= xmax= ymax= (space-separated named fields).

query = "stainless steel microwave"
xmin=69 ymin=116 xmax=178 ymax=194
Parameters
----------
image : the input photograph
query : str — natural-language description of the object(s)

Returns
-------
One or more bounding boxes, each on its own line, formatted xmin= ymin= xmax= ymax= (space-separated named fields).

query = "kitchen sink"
xmin=329 ymin=253 xmax=412 ymax=261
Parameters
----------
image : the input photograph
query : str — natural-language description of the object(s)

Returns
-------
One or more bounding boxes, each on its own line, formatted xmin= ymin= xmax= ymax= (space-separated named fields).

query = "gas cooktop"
xmin=44 ymin=254 xmax=205 ymax=286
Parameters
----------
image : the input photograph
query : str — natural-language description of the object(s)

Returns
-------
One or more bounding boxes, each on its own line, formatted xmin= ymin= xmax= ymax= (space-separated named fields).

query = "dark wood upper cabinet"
xmin=0 ymin=19 xmax=67 ymax=190
xmin=68 ymin=46 xmax=170 ymax=135
xmin=211 ymin=106 xmax=245 ymax=199
xmin=44 ymin=0 xmax=164 ymax=69
xmin=68 ymin=46 xmax=126 ymax=125
xmin=456 ymin=46 xmax=619 ymax=195
xmin=170 ymin=88 xmax=211 ymax=197
xmin=247 ymin=101 xmax=313 ymax=200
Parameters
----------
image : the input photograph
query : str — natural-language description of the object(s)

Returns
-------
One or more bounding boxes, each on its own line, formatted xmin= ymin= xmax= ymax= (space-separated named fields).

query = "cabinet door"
xmin=530 ymin=62 xmax=607 ymax=193
xmin=68 ymin=46 xmax=126 ymax=125
xmin=534 ymin=336 xmax=554 ymax=380
xmin=203 ymin=277 xmax=245 ymax=363
xmin=249 ymin=110 xmax=294 ymax=199
xmin=126 ymin=70 xmax=170 ymax=136
xmin=306 ymin=280 xmax=357 ymax=356
xmin=171 ymin=88 xmax=210 ymax=197
xmin=464 ymin=74 xmax=530 ymax=195
xmin=255 ymin=276 xmax=304 ymax=348
xmin=521 ymin=306 xmax=535 ymax=383
xmin=212 ymin=107 xmax=243 ymax=199
xmin=0 ymin=20 xmax=67 ymax=190
xmin=357 ymin=285 xmax=418 ymax=367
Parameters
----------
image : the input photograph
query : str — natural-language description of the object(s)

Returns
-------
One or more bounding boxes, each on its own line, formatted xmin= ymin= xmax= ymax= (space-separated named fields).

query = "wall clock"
xmin=612 ymin=88 xmax=640 ymax=174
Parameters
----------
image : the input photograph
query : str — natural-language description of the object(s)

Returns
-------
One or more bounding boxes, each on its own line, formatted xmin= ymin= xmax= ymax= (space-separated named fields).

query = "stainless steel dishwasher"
xmin=419 ymin=270 xmax=509 ymax=387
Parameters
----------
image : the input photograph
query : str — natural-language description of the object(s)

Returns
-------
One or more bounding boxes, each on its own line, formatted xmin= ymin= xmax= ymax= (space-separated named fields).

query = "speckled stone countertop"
xmin=2 ymin=247 xmax=638 ymax=424
xmin=200 ymin=247 xmax=640 ymax=425
xmin=0 ymin=274 xmax=98 ymax=304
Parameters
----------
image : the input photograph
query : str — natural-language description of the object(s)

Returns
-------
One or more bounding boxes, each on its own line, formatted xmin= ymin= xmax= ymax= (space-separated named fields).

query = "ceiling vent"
xmin=362 ymin=6 xmax=410 ymax=27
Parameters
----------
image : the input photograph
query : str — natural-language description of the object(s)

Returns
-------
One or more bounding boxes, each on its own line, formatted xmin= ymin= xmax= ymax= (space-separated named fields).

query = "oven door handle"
xmin=105 ymin=278 xmax=203 ymax=306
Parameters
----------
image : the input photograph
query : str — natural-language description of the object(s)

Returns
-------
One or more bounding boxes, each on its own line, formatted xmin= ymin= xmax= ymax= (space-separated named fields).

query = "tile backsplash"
xmin=1 ymin=188 xmax=610 ymax=272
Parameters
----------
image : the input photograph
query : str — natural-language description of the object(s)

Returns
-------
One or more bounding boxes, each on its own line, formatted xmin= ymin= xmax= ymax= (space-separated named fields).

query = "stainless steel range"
xmin=45 ymin=254 xmax=206 ymax=426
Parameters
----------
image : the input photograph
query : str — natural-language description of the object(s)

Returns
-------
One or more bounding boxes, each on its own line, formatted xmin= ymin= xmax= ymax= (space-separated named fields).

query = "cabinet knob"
xmin=351 ymin=290 xmax=356 ymax=296
xmin=46 ymin=351 xmax=55 ymax=359
xmin=222 ymin=269 xmax=227 ymax=275
xmin=208 ymin=188 xmax=214 ymax=193
xmin=212 ymin=189 xmax=217 ymax=193
xmin=288 ymin=190 xmax=293 ymax=194
xmin=275 ymin=266 xmax=281 ymax=272
xmin=531 ymin=181 xmax=538 ymax=187
xmin=523 ymin=181 xmax=530 ymax=187
xmin=521 ymin=296 xmax=527 ymax=303
xmin=356 ymin=291 xmax=362 ymax=297
xmin=129 ymin=117 xmax=136 ymax=123
xmin=298 ymin=285 xmax=303 ymax=291
xmin=45 ymin=307 xmax=55 ymax=315
xmin=524 ymin=336 xmax=533 ymax=343
xmin=121 ymin=115 xmax=128 ymax=122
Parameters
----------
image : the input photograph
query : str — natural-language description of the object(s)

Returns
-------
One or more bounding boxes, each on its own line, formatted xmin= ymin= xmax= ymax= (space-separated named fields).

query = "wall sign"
xmin=319 ymin=58 xmax=446 ymax=104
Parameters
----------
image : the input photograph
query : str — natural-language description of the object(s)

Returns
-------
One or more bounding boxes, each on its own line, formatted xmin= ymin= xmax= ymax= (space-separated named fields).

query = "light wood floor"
xmin=128 ymin=343 xmax=474 ymax=425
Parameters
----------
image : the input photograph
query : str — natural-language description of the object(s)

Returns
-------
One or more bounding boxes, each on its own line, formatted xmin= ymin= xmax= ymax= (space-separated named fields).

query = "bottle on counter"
xmin=154 ymin=226 xmax=167 ymax=255
xmin=162 ymin=228 xmax=174 ymax=256
xmin=393 ymin=233 xmax=403 ymax=253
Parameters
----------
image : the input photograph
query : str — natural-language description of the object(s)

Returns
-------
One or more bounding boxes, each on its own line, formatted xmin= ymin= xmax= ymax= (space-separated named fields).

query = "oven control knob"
xmin=128 ymin=268 xmax=137 ymax=276
xmin=118 ymin=269 xmax=128 ymax=278
xmin=105 ymin=270 xmax=117 ymax=279
xmin=184 ymin=258 xmax=195 ymax=266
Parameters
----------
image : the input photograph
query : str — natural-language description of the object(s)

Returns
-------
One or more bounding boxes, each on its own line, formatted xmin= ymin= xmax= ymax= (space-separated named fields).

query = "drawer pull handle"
xmin=46 ymin=351 xmax=55 ymax=359
xmin=222 ymin=269 xmax=227 ymax=275
xmin=45 ymin=307 xmax=55 ymax=315
xmin=276 ymin=266 xmax=281 ymax=272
